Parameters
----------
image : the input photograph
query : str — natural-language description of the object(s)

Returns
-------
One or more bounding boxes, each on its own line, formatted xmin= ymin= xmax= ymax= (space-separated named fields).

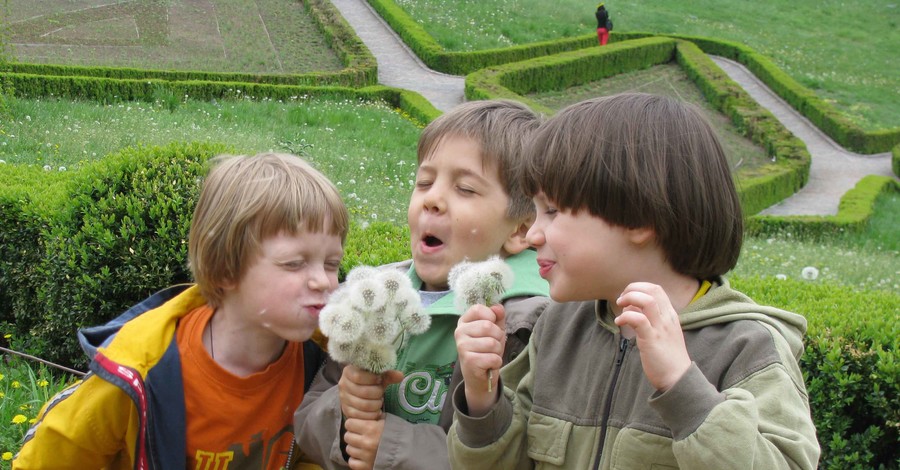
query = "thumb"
xmin=381 ymin=369 xmax=404 ymax=387
xmin=490 ymin=304 xmax=507 ymax=333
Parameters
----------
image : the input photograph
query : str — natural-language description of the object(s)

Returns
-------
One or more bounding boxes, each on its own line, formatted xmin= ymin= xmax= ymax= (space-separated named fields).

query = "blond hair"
xmin=417 ymin=99 xmax=541 ymax=221
xmin=523 ymin=93 xmax=743 ymax=278
xmin=189 ymin=153 xmax=349 ymax=307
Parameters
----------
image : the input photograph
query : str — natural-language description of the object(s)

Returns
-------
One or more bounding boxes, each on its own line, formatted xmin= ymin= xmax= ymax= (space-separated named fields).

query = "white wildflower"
xmin=42 ymin=165 xmax=51 ymax=171
xmin=801 ymin=266 xmax=819 ymax=281
xmin=775 ymin=274 xmax=788 ymax=280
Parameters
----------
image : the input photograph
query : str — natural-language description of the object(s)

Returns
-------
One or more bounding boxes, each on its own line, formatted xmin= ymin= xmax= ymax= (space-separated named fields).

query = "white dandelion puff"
xmin=801 ymin=266 xmax=819 ymax=281
xmin=319 ymin=265 xmax=427 ymax=373
xmin=775 ymin=274 xmax=788 ymax=281
xmin=346 ymin=266 xmax=380 ymax=283
xmin=451 ymin=256 xmax=513 ymax=312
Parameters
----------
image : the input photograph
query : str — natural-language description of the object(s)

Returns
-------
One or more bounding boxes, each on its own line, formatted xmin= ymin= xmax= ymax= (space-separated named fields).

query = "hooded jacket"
xmin=449 ymin=277 xmax=820 ymax=469
xmin=14 ymin=285 xmax=324 ymax=470
xmin=294 ymin=250 xmax=549 ymax=469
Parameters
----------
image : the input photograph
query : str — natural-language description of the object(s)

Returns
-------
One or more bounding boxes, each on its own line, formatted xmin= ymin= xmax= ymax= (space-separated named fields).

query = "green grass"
xmin=732 ymin=191 xmax=900 ymax=293
xmin=392 ymin=0 xmax=899 ymax=132
xmin=0 ymin=95 xmax=422 ymax=224
xmin=528 ymin=62 xmax=771 ymax=174
xmin=0 ymin=349 xmax=77 ymax=467
xmin=3 ymin=0 xmax=344 ymax=74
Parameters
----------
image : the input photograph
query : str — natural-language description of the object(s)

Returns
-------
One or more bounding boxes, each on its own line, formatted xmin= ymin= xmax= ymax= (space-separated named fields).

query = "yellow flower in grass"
xmin=0 ymin=392 xmax=5 ymax=398
xmin=11 ymin=381 xmax=20 ymax=388
xmin=37 ymin=379 xmax=49 ymax=388
xmin=2 ymin=451 xmax=12 ymax=461
xmin=3 ymin=333 xmax=10 ymax=339
xmin=0 ymin=373 xmax=4 ymax=381
xmin=11 ymin=414 xmax=27 ymax=424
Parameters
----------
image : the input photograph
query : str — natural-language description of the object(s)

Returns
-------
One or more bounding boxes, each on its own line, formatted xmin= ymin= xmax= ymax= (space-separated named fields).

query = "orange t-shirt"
xmin=177 ymin=306 xmax=305 ymax=470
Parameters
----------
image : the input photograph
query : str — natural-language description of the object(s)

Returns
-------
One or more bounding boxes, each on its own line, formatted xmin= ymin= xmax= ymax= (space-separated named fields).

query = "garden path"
xmin=329 ymin=0 xmax=897 ymax=216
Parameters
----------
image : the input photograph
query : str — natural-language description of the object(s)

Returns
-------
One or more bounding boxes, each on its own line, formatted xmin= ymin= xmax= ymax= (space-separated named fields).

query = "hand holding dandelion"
xmin=449 ymin=257 xmax=514 ymax=394
xmin=319 ymin=267 xmax=429 ymax=374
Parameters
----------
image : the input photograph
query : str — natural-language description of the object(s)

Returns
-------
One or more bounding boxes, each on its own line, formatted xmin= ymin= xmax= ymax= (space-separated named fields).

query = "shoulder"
xmin=502 ymin=295 xmax=550 ymax=334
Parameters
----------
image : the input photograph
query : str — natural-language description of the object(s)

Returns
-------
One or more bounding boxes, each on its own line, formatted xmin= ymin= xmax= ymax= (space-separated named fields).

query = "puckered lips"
xmin=537 ymin=258 xmax=555 ymax=278
xmin=304 ymin=304 xmax=326 ymax=320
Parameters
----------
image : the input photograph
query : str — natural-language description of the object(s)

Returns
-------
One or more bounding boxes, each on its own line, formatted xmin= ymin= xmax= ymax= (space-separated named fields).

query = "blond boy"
xmin=15 ymin=153 xmax=348 ymax=469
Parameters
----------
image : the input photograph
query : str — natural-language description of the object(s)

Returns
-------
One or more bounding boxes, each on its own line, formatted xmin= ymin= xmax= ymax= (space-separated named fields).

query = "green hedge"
xmin=1 ymin=70 xmax=441 ymax=126
xmin=732 ymin=275 xmax=898 ymax=469
xmin=2 ymin=146 xmax=895 ymax=468
xmin=746 ymin=176 xmax=900 ymax=239
xmin=893 ymin=143 xmax=900 ymax=178
xmin=0 ymin=0 xmax=377 ymax=88
xmin=0 ymin=143 xmax=413 ymax=369
xmin=465 ymin=38 xmax=809 ymax=217
xmin=358 ymin=2 xmax=898 ymax=153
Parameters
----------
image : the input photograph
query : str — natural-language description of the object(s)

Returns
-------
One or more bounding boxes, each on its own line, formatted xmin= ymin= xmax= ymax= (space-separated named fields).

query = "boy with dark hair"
xmin=15 ymin=153 xmax=349 ymax=469
xmin=294 ymin=100 xmax=549 ymax=469
xmin=451 ymin=93 xmax=820 ymax=469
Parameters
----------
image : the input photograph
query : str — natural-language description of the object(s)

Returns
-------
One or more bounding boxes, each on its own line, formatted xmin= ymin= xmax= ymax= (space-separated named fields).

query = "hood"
xmin=598 ymin=277 xmax=808 ymax=359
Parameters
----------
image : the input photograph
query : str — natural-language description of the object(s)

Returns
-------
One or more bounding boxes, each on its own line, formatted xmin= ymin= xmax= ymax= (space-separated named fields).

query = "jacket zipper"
xmin=591 ymin=337 xmax=629 ymax=470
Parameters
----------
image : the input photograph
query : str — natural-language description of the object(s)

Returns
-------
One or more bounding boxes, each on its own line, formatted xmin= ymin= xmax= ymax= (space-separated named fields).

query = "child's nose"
xmin=422 ymin=188 xmax=446 ymax=213
xmin=308 ymin=267 xmax=333 ymax=291
xmin=525 ymin=224 xmax=544 ymax=247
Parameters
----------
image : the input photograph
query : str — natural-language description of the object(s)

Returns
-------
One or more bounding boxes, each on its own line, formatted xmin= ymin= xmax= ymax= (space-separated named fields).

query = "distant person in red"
xmin=595 ymin=3 xmax=612 ymax=46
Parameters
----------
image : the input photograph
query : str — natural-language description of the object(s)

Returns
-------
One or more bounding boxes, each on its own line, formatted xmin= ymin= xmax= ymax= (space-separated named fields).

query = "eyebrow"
xmin=417 ymin=163 xmax=492 ymax=185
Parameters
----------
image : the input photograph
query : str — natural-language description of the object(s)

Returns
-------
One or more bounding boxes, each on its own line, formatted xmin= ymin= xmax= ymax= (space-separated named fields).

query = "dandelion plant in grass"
xmin=0 ymin=357 xmax=75 ymax=464
xmin=732 ymin=192 xmax=900 ymax=293
xmin=319 ymin=267 xmax=430 ymax=374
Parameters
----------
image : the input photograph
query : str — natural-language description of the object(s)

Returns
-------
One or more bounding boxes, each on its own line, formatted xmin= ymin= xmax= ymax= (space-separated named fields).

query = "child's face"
xmin=408 ymin=137 xmax=521 ymax=291
xmin=224 ymin=230 xmax=343 ymax=342
xmin=527 ymin=192 xmax=636 ymax=302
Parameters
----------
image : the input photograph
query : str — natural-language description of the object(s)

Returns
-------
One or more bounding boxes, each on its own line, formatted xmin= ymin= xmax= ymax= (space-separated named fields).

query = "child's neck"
xmin=205 ymin=310 xmax=288 ymax=377
xmin=610 ymin=274 xmax=701 ymax=317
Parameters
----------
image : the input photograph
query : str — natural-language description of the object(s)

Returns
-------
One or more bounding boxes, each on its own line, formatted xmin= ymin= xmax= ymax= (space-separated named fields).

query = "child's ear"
xmin=626 ymin=226 xmax=656 ymax=246
xmin=501 ymin=216 xmax=534 ymax=256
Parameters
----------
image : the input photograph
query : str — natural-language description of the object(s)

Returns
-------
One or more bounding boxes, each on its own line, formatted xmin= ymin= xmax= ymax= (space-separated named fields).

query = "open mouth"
xmin=423 ymin=235 xmax=444 ymax=248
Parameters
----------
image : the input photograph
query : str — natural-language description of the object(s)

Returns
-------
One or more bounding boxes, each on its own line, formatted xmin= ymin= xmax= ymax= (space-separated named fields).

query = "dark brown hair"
xmin=523 ymin=93 xmax=743 ymax=277
xmin=417 ymin=99 xmax=541 ymax=220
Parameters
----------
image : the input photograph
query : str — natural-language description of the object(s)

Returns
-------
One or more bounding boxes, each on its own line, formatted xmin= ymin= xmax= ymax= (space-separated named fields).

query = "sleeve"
xmin=370 ymin=415 xmax=451 ymax=470
xmin=294 ymin=359 xmax=349 ymax=469
xmin=14 ymin=375 xmax=136 ymax=469
xmin=652 ymin=358 xmax=820 ymax=469
xmin=447 ymin=338 xmax=537 ymax=470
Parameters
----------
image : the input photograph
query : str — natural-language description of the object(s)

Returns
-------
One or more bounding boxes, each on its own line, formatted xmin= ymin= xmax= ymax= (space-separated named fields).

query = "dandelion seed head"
xmin=801 ymin=266 xmax=819 ymax=280
xmin=346 ymin=265 xmax=379 ymax=283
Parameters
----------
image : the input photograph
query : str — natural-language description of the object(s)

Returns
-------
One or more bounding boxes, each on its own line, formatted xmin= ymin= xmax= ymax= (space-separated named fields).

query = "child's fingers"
xmin=339 ymin=367 xmax=388 ymax=419
xmin=616 ymin=283 xmax=677 ymax=328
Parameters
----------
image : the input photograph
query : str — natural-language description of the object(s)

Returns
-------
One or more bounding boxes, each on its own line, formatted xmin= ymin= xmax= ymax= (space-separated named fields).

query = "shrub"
xmin=33 ymin=142 xmax=224 ymax=368
xmin=731 ymin=275 xmax=898 ymax=469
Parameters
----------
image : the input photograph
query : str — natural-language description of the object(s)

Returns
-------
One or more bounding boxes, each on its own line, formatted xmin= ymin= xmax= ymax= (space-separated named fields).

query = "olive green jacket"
xmin=449 ymin=278 xmax=820 ymax=469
